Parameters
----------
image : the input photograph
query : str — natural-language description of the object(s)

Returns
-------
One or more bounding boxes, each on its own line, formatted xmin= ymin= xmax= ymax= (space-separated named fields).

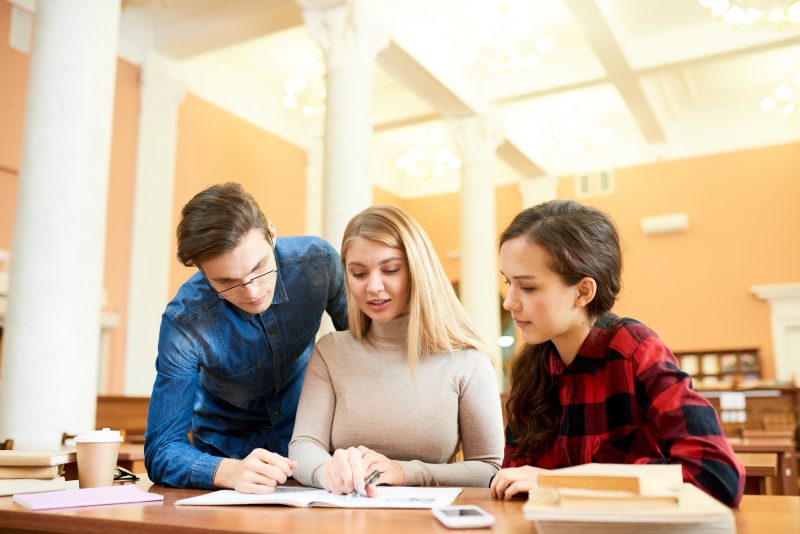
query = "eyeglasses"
xmin=215 ymin=268 xmax=277 ymax=299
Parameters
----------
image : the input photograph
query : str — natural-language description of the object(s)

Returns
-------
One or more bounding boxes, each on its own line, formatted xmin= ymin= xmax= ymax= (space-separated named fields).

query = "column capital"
xmin=447 ymin=116 xmax=505 ymax=165
xmin=518 ymin=174 xmax=558 ymax=207
xmin=301 ymin=0 xmax=390 ymax=72
xmin=140 ymin=53 xmax=187 ymax=131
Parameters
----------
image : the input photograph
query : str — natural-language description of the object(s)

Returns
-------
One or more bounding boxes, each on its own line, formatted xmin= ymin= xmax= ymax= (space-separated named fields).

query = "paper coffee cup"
xmin=75 ymin=428 xmax=123 ymax=489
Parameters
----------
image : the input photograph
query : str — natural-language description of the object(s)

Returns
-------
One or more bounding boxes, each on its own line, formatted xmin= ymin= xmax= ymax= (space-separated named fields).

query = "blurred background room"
xmin=0 ymin=0 xmax=798 ymax=486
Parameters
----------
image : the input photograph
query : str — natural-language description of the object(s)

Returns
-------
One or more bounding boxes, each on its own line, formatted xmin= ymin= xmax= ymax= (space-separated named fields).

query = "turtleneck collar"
xmin=366 ymin=313 xmax=409 ymax=349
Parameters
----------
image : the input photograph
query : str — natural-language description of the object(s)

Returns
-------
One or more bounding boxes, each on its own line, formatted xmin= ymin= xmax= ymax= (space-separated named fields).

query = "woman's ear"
xmin=576 ymin=277 xmax=597 ymax=308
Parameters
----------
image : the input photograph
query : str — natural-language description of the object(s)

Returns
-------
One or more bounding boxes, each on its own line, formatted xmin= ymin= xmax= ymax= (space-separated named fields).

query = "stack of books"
xmin=523 ymin=463 xmax=735 ymax=534
xmin=0 ymin=450 xmax=76 ymax=496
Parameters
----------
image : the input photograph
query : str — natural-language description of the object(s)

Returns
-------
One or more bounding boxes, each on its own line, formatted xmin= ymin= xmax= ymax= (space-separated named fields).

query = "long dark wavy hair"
xmin=500 ymin=200 xmax=622 ymax=462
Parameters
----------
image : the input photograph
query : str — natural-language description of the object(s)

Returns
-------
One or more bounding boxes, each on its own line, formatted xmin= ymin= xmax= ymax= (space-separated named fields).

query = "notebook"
xmin=12 ymin=484 xmax=164 ymax=511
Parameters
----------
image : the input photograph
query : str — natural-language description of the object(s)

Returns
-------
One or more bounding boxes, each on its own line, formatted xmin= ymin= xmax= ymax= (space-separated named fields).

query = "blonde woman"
xmin=289 ymin=206 xmax=504 ymax=495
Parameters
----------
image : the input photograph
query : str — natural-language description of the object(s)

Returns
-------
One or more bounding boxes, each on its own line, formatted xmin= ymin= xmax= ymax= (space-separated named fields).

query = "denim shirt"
xmin=144 ymin=236 xmax=348 ymax=489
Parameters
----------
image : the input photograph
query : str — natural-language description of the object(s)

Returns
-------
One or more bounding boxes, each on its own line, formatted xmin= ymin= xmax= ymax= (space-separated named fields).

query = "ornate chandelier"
xmin=760 ymin=72 xmax=800 ymax=119
xmin=462 ymin=2 xmax=554 ymax=74
xmin=539 ymin=117 xmax=615 ymax=158
xmin=281 ymin=51 xmax=326 ymax=117
xmin=282 ymin=74 xmax=326 ymax=117
xmin=698 ymin=0 xmax=800 ymax=27
xmin=395 ymin=146 xmax=461 ymax=180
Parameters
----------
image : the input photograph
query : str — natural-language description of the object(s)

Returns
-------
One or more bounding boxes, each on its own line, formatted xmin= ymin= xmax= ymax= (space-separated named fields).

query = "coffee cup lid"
xmin=75 ymin=428 xmax=123 ymax=443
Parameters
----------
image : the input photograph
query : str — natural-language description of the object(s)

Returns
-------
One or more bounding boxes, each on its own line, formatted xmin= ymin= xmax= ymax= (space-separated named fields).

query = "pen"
xmin=349 ymin=469 xmax=381 ymax=498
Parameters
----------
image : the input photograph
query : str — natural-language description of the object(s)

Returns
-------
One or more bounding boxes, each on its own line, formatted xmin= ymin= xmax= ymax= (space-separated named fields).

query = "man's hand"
xmin=490 ymin=465 xmax=547 ymax=500
xmin=214 ymin=448 xmax=298 ymax=494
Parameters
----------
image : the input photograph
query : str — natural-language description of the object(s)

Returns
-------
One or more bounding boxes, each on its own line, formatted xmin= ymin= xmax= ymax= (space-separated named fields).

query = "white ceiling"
xmin=118 ymin=0 xmax=800 ymax=198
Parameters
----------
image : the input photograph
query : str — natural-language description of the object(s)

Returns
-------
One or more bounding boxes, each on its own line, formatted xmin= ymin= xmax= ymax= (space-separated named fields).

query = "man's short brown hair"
xmin=176 ymin=182 xmax=269 ymax=267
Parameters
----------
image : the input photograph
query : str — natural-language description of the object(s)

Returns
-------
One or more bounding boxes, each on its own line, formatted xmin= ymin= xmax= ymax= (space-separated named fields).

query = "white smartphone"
xmin=432 ymin=505 xmax=495 ymax=529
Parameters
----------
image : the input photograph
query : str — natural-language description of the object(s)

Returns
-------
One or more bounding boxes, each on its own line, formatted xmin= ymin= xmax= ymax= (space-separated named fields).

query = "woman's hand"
xmin=357 ymin=446 xmax=404 ymax=495
xmin=490 ymin=465 xmax=548 ymax=500
xmin=320 ymin=446 xmax=404 ymax=497
xmin=321 ymin=447 xmax=368 ymax=495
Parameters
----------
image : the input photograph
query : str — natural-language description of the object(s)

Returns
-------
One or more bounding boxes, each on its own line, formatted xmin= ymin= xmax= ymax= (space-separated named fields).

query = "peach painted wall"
xmin=401 ymin=184 xmax=522 ymax=284
xmin=168 ymin=93 xmax=308 ymax=297
xmin=102 ymin=59 xmax=140 ymax=393
xmin=1 ymin=1 xmax=310 ymax=392
xmin=0 ymin=1 xmax=140 ymax=393
xmin=556 ymin=143 xmax=800 ymax=378
xmin=402 ymin=145 xmax=800 ymax=379
xmin=0 ymin=0 xmax=27 ymax=250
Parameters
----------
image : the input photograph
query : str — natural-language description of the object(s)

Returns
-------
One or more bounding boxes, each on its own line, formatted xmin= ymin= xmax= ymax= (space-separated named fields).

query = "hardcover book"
xmin=0 ymin=465 xmax=63 ymax=479
xmin=536 ymin=463 xmax=684 ymax=494
xmin=0 ymin=450 xmax=77 ymax=467
xmin=0 ymin=476 xmax=66 ymax=497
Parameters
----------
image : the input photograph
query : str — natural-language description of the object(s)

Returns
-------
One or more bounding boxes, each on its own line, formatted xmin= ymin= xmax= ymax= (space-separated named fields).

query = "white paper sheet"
xmin=175 ymin=485 xmax=462 ymax=509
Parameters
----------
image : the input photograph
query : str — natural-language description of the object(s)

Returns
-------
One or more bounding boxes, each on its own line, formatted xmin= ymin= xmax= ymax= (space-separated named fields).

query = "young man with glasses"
xmin=144 ymin=183 xmax=348 ymax=492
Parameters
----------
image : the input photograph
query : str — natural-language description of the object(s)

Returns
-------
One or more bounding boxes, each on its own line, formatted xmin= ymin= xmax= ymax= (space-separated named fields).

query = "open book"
xmin=175 ymin=485 xmax=462 ymax=509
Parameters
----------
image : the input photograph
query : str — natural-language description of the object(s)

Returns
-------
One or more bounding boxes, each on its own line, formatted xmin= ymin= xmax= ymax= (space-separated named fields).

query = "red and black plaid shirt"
xmin=502 ymin=315 xmax=745 ymax=507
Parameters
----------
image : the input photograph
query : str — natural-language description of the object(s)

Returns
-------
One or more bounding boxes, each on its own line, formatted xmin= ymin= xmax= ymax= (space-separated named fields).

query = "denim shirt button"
xmin=273 ymin=410 xmax=281 ymax=418
xmin=268 ymin=326 xmax=278 ymax=335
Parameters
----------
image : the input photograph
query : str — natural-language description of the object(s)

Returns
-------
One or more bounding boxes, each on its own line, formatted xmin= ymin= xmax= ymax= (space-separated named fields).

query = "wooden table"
xmin=737 ymin=452 xmax=778 ymax=494
xmin=729 ymin=437 xmax=798 ymax=496
xmin=0 ymin=478 xmax=798 ymax=534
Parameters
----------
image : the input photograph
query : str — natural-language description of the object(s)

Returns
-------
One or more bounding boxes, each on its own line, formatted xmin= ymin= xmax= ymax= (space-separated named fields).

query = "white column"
xmin=302 ymin=0 xmax=389 ymax=247
xmin=518 ymin=174 xmax=558 ymax=207
xmin=304 ymin=133 xmax=324 ymax=239
xmin=123 ymin=54 xmax=186 ymax=395
xmin=448 ymin=116 xmax=505 ymax=370
xmin=0 ymin=0 xmax=121 ymax=448
xmin=751 ymin=283 xmax=800 ymax=384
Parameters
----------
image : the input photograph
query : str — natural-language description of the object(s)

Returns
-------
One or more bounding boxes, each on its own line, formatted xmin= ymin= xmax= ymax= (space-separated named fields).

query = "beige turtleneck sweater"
xmin=288 ymin=314 xmax=504 ymax=489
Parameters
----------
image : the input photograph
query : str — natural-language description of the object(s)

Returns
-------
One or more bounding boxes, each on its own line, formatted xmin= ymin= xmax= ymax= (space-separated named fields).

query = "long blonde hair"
xmin=341 ymin=205 xmax=488 ymax=370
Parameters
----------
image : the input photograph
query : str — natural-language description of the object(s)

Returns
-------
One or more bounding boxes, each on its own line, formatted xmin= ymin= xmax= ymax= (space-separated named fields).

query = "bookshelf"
xmin=673 ymin=348 xmax=761 ymax=386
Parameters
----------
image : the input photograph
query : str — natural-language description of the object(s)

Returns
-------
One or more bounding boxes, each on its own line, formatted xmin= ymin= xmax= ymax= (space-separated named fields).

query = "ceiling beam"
xmin=377 ymin=41 xmax=474 ymax=118
xmin=637 ymin=34 xmax=800 ymax=76
xmin=156 ymin=0 xmax=303 ymax=60
xmin=563 ymin=0 xmax=666 ymax=143
xmin=377 ymin=40 xmax=544 ymax=175
xmin=497 ymin=140 xmax=545 ymax=176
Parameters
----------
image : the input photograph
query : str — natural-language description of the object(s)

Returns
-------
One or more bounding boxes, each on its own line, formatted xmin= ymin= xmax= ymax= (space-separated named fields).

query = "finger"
xmin=346 ymin=447 xmax=365 ymax=491
xmin=365 ymin=483 xmax=379 ymax=498
xmin=251 ymin=463 xmax=289 ymax=485
xmin=504 ymin=480 xmax=531 ymax=500
xmin=238 ymin=480 xmax=277 ymax=494
xmin=332 ymin=450 xmax=354 ymax=492
xmin=490 ymin=476 xmax=499 ymax=499
xmin=261 ymin=451 xmax=295 ymax=475
xmin=494 ymin=474 xmax=512 ymax=500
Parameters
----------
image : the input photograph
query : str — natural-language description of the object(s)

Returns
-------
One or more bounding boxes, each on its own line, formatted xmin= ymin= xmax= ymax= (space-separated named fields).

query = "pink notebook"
xmin=12 ymin=484 xmax=164 ymax=511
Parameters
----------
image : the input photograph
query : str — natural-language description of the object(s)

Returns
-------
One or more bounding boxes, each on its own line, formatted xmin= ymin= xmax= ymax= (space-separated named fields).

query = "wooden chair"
xmin=95 ymin=395 xmax=150 ymax=439
xmin=0 ymin=438 xmax=12 ymax=450
xmin=741 ymin=429 xmax=795 ymax=440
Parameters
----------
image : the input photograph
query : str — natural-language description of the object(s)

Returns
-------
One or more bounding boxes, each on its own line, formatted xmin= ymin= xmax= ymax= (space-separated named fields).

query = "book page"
xmin=175 ymin=486 xmax=462 ymax=509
